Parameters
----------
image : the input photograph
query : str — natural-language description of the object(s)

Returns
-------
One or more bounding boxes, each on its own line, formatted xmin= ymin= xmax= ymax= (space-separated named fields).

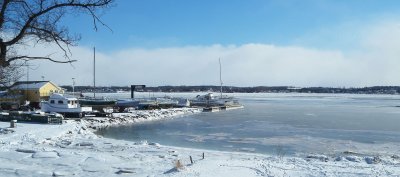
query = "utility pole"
xmin=72 ymin=78 xmax=75 ymax=96
xmin=93 ymin=47 xmax=96 ymax=98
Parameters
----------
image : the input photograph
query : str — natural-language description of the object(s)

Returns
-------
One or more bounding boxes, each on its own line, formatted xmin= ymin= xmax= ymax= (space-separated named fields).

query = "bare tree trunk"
xmin=0 ymin=38 xmax=8 ymax=67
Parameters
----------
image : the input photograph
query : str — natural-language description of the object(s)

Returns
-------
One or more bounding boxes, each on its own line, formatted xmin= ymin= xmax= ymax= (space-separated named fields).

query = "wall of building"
xmin=38 ymin=82 xmax=64 ymax=101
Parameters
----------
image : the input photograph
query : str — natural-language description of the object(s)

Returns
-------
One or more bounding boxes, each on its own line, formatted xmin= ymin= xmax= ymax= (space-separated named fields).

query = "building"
xmin=0 ymin=91 xmax=22 ymax=110
xmin=9 ymin=81 xmax=64 ymax=108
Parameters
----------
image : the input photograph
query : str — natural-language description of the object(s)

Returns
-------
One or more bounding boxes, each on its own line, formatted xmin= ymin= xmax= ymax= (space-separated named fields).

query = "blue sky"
xmin=26 ymin=0 xmax=400 ymax=86
xmin=65 ymin=0 xmax=400 ymax=51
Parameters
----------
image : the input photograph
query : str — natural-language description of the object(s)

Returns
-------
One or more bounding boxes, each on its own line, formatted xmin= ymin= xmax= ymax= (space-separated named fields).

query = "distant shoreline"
xmin=60 ymin=85 xmax=400 ymax=95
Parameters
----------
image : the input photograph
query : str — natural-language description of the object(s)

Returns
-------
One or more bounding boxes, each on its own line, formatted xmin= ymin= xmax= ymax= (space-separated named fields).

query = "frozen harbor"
xmin=99 ymin=93 xmax=400 ymax=156
xmin=0 ymin=94 xmax=400 ymax=176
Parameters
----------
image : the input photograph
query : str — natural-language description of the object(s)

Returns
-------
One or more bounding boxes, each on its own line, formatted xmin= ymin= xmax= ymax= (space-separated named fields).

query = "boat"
xmin=115 ymin=98 xmax=140 ymax=108
xmin=79 ymin=47 xmax=116 ymax=110
xmin=155 ymin=97 xmax=179 ymax=108
xmin=40 ymin=93 xmax=92 ymax=117
xmin=79 ymin=97 xmax=116 ymax=107
xmin=116 ymin=90 xmax=128 ymax=93
xmin=190 ymin=93 xmax=239 ymax=107
xmin=116 ymin=96 xmax=187 ymax=111
xmin=171 ymin=97 xmax=190 ymax=107
xmin=190 ymin=58 xmax=242 ymax=108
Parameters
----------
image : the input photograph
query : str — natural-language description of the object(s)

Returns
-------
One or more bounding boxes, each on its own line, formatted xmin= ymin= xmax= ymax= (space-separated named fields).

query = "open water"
xmin=96 ymin=93 xmax=400 ymax=155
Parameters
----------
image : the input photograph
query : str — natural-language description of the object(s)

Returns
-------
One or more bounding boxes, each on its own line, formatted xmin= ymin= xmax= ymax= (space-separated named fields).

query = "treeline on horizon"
xmin=60 ymin=85 xmax=400 ymax=94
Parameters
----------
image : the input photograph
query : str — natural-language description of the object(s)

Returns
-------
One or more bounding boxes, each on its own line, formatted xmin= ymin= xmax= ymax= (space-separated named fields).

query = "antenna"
xmin=219 ymin=58 xmax=223 ymax=98
xmin=22 ymin=61 xmax=39 ymax=101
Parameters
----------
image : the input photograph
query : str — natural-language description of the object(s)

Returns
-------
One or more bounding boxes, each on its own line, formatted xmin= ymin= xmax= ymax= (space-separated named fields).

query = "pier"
xmin=202 ymin=105 xmax=244 ymax=112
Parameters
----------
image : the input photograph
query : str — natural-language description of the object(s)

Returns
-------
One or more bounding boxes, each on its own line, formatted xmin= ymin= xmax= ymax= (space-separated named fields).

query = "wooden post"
xmin=190 ymin=156 xmax=193 ymax=164
xmin=10 ymin=120 xmax=17 ymax=128
xmin=202 ymin=152 xmax=204 ymax=159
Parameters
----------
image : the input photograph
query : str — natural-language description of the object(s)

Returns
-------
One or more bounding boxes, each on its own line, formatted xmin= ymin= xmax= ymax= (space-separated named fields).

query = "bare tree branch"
xmin=0 ymin=0 xmax=114 ymax=68
xmin=0 ymin=0 xmax=11 ymax=29
xmin=8 ymin=55 xmax=77 ymax=64
xmin=5 ymin=0 xmax=113 ymax=46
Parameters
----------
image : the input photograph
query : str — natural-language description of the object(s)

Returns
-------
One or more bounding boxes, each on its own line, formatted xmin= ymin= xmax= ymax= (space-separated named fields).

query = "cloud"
xmin=18 ymin=20 xmax=400 ymax=87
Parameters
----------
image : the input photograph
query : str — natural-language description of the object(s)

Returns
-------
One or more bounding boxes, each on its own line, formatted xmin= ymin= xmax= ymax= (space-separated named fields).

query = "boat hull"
xmin=79 ymin=99 xmax=116 ymax=106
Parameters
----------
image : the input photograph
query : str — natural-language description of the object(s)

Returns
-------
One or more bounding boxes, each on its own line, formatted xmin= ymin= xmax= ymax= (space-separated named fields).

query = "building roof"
xmin=11 ymin=81 xmax=61 ymax=90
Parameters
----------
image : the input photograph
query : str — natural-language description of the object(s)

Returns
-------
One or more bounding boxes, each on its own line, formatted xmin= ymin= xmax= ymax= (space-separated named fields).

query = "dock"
xmin=202 ymin=105 xmax=244 ymax=112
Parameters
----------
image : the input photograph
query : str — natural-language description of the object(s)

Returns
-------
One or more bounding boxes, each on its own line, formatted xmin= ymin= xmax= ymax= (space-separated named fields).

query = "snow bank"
xmin=82 ymin=108 xmax=201 ymax=130
xmin=0 ymin=108 xmax=400 ymax=176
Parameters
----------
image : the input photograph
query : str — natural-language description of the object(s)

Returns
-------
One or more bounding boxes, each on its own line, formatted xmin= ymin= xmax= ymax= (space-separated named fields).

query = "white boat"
xmin=190 ymin=93 xmax=239 ymax=107
xmin=116 ymin=90 xmax=128 ymax=93
xmin=190 ymin=58 xmax=242 ymax=108
xmin=40 ymin=93 xmax=92 ymax=117
xmin=172 ymin=97 xmax=190 ymax=107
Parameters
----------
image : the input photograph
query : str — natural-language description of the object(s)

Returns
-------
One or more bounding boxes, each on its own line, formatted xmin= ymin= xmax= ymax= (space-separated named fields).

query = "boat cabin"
xmin=47 ymin=93 xmax=79 ymax=109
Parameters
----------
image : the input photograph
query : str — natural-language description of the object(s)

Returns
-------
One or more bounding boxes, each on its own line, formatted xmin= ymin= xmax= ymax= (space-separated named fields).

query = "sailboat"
xmin=190 ymin=58 xmax=241 ymax=108
xmin=79 ymin=47 xmax=116 ymax=109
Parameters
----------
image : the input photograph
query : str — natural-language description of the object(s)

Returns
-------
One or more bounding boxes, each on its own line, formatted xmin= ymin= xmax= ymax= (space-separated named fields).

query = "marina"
xmin=1 ymin=1 xmax=400 ymax=176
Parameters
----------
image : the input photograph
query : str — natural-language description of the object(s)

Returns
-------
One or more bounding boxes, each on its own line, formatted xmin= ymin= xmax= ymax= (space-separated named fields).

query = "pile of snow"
xmin=82 ymin=108 xmax=201 ymax=129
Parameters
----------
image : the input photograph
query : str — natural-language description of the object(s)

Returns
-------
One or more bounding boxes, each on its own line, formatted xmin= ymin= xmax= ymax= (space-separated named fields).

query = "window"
xmin=68 ymin=101 xmax=71 ymax=104
xmin=58 ymin=100 xmax=63 ymax=104
xmin=50 ymin=100 xmax=55 ymax=104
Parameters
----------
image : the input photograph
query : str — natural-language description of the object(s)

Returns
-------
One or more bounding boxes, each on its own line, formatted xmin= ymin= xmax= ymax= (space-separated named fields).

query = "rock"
xmin=16 ymin=149 xmax=36 ymax=153
xmin=391 ymin=155 xmax=400 ymax=159
xmin=343 ymin=151 xmax=359 ymax=155
xmin=148 ymin=142 xmax=160 ymax=146
xmin=306 ymin=155 xmax=329 ymax=162
xmin=365 ymin=156 xmax=381 ymax=164
xmin=334 ymin=156 xmax=343 ymax=161
xmin=52 ymin=171 xmax=72 ymax=176
xmin=115 ymin=169 xmax=135 ymax=174
xmin=345 ymin=156 xmax=361 ymax=162
xmin=75 ymin=142 xmax=94 ymax=147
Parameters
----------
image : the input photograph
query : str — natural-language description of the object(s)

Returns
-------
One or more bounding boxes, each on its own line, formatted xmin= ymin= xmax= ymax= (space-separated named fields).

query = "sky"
xmin=20 ymin=0 xmax=400 ymax=87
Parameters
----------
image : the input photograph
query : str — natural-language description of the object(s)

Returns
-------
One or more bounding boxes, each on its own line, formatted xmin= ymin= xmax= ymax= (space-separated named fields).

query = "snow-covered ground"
xmin=0 ymin=108 xmax=399 ymax=177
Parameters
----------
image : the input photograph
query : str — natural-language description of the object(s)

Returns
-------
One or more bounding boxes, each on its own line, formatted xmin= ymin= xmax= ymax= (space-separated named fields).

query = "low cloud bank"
xmin=21 ymin=21 xmax=400 ymax=87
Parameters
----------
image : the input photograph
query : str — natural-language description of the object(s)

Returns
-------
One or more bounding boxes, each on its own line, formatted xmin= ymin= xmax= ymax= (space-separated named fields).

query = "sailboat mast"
xmin=93 ymin=47 xmax=96 ymax=98
xmin=219 ymin=58 xmax=222 ymax=98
